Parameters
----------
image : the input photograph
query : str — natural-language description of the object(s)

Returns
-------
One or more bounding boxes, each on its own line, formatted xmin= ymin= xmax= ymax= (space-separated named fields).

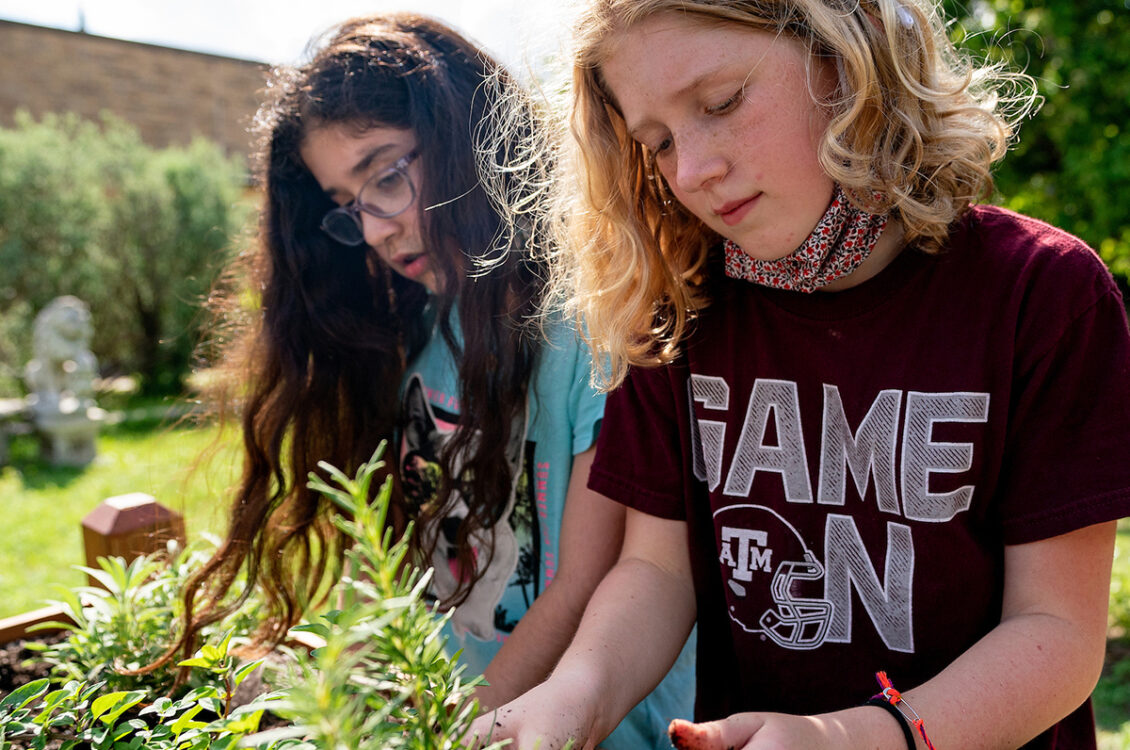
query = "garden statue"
xmin=24 ymin=295 xmax=106 ymax=466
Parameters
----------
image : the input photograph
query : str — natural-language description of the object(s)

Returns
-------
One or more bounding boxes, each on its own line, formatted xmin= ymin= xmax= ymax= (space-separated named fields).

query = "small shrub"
xmin=0 ymin=112 xmax=252 ymax=394
xmin=248 ymin=452 xmax=495 ymax=750
xmin=941 ymin=0 xmax=1130 ymax=291
xmin=28 ymin=543 xmax=257 ymax=696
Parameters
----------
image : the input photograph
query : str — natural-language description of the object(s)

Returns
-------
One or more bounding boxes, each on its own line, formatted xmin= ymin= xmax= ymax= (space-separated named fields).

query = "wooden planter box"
xmin=0 ymin=605 xmax=72 ymax=645
xmin=0 ymin=494 xmax=183 ymax=646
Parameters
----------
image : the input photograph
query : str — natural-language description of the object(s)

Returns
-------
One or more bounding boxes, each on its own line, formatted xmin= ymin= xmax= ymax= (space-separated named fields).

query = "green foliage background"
xmin=0 ymin=112 xmax=251 ymax=395
xmin=942 ymin=0 xmax=1130 ymax=289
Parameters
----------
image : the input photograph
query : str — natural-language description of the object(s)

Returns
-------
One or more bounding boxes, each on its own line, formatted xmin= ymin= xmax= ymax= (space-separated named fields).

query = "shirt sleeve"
xmin=589 ymin=361 xmax=693 ymax=520
xmin=567 ymin=334 xmax=607 ymax=456
xmin=997 ymin=279 xmax=1130 ymax=544
xmin=538 ymin=316 xmax=607 ymax=456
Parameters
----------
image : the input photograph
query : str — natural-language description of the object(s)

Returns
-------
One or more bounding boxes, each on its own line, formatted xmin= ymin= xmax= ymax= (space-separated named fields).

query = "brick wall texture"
xmin=0 ymin=19 xmax=268 ymax=162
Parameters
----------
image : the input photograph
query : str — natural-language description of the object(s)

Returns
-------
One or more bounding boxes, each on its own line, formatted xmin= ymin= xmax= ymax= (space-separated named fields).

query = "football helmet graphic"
xmin=714 ymin=504 xmax=833 ymax=650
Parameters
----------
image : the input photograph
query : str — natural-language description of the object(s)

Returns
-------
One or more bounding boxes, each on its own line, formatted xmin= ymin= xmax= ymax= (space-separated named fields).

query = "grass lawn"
xmin=1099 ymin=520 xmax=1130 ymax=748
xmin=1 ymin=407 xmax=1128 ymax=744
xmin=0 ymin=402 xmax=240 ymax=618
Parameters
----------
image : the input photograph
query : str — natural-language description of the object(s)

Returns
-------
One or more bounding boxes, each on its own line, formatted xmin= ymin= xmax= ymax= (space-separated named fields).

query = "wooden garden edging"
xmin=0 ymin=605 xmax=70 ymax=644
xmin=0 ymin=494 xmax=185 ymax=644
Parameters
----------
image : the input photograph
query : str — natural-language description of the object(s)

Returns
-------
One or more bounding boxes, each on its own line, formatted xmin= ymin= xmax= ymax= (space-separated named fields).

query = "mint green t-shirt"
xmin=399 ymin=307 xmax=695 ymax=749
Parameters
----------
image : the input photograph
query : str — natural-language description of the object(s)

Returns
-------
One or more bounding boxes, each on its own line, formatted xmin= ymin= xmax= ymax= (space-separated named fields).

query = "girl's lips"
xmin=395 ymin=253 xmax=429 ymax=279
xmin=716 ymin=195 xmax=759 ymax=227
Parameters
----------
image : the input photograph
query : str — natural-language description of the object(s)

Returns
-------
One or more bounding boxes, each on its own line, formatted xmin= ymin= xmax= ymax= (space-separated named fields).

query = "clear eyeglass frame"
xmin=319 ymin=150 xmax=419 ymax=246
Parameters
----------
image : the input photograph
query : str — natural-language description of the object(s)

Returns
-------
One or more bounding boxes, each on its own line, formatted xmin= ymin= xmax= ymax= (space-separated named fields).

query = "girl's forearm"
xmin=478 ymin=574 xmax=594 ymax=708
xmin=818 ymin=521 xmax=1116 ymax=750
xmin=549 ymin=555 xmax=697 ymax=742
xmin=479 ymin=450 xmax=626 ymax=709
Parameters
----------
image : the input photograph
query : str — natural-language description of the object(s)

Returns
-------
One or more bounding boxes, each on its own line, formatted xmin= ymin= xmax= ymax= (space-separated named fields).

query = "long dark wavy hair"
xmin=157 ymin=12 xmax=550 ymax=665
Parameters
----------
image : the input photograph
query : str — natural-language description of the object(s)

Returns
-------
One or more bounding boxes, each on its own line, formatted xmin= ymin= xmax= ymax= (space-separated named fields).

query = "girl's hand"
xmin=464 ymin=674 xmax=601 ymax=750
xmin=667 ymin=714 xmax=854 ymax=750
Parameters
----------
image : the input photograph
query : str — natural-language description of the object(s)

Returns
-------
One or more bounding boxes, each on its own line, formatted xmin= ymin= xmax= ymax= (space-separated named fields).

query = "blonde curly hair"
xmin=548 ymin=0 xmax=1037 ymax=389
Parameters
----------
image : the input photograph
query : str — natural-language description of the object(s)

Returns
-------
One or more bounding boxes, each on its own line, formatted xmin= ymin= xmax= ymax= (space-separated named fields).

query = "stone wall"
xmin=0 ymin=19 xmax=268 ymax=161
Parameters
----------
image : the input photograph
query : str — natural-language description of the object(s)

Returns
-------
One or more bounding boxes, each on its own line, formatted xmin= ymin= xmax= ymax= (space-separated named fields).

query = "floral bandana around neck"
xmin=723 ymin=186 xmax=888 ymax=293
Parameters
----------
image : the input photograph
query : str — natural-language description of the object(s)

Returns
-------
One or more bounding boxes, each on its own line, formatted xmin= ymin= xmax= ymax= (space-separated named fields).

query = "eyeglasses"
xmin=320 ymin=151 xmax=419 ymax=246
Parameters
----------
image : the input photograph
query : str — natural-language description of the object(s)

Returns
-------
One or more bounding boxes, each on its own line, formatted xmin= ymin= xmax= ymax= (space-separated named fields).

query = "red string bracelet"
xmin=871 ymin=671 xmax=937 ymax=750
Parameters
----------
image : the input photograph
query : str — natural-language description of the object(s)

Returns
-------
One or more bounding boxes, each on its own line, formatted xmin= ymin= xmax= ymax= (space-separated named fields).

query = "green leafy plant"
xmin=242 ymin=447 xmax=499 ymax=750
xmin=27 ymin=541 xmax=257 ymax=696
xmin=0 ymin=642 xmax=283 ymax=750
xmin=29 ymin=552 xmax=182 ymax=695
xmin=1 ymin=444 xmax=515 ymax=749
xmin=1 ymin=540 xmax=282 ymax=749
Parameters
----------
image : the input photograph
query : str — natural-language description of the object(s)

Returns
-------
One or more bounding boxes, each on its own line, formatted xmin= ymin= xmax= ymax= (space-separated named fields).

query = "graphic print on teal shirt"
xmin=399 ymin=309 xmax=696 ymax=749
xmin=399 ymin=371 xmax=536 ymax=640
xmin=397 ymin=306 xmax=606 ymax=675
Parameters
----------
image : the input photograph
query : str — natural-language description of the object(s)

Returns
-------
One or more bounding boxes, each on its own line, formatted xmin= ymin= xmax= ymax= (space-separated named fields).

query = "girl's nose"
xmin=361 ymin=211 xmax=400 ymax=248
xmin=672 ymin=133 xmax=728 ymax=194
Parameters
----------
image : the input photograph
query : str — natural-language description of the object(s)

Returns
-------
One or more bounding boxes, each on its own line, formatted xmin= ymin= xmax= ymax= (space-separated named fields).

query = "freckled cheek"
xmin=721 ymin=119 xmax=767 ymax=181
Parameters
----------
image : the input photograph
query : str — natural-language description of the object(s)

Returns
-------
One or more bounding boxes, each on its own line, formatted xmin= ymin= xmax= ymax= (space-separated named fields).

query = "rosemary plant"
xmin=243 ymin=444 xmax=506 ymax=750
xmin=1 ymin=444 xmax=518 ymax=749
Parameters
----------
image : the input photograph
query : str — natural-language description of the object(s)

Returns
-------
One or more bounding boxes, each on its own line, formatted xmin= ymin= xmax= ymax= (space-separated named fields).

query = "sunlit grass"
xmin=0 ymin=404 xmax=239 ymax=618
xmin=1098 ymin=519 xmax=1130 ymax=748
xmin=1102 ymin=723 xmax=1130 ymax=750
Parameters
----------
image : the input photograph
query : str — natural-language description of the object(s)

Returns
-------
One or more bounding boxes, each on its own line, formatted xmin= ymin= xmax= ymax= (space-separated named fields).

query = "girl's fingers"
xmin=668 ymin=718 xmax=728 ymax=750
xmin=668 ymin=715 xmax=769 ymax=750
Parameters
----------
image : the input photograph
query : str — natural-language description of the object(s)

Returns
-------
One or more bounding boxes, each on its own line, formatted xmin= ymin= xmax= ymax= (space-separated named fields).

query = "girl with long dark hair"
xmin=163 ymin=13 xmax=693 ymax=748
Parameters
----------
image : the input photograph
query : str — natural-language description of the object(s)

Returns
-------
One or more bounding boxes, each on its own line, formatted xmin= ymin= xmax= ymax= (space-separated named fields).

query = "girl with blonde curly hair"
xmin=476 ymin=0 xmax=1130 ymax=748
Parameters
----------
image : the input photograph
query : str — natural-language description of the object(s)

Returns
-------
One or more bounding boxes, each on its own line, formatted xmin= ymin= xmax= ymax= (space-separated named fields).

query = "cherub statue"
xmin=24 ymin=296 xmax=104 ymax=465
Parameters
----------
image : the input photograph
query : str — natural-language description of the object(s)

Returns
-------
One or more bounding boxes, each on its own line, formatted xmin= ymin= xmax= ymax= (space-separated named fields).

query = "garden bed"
xmin=0 ymin=605 xmax=71 ymax=695
xmin=0 ymin=633 xmax=63 ymax=696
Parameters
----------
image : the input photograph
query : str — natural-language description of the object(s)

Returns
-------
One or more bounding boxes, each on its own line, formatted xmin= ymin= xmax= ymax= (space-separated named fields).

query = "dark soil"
xmin=0 ymin=632 xmax=65 ymax=696
xmin=0 ymin=634 xmax=69 ymax=749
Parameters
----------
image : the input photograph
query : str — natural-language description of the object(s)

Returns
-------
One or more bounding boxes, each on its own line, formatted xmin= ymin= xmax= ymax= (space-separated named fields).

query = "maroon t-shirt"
xmin=589 ymin=206 xmax=1130 ymax=748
